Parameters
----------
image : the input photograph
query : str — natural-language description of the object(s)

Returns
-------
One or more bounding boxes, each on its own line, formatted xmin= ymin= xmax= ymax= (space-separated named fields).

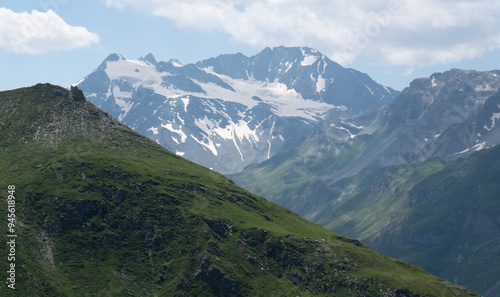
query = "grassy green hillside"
xmin=0 ymin=84 xmax=478 ymax=296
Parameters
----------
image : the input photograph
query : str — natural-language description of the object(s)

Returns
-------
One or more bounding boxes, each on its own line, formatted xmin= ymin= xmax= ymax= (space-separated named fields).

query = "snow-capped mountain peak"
xmin=139 ymin=52 xmax=161 ymax=65
xmin=105 ymin=53 xmax=126 ymax=62
xmin=168 ymin=58 xmax=183 ymax=67
xmin=77 ymin=47 xmax=398 ymax=173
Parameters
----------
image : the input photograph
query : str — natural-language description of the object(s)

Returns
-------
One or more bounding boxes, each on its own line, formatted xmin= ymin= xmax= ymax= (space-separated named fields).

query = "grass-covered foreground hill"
xmin=0 ymin=84 xmax=478 ymax=296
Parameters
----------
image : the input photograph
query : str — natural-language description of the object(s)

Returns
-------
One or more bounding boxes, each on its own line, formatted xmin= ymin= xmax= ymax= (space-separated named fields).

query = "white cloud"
xmin=0 ymin=8 xmax=99 ymax=54
xmin=105 ymin=0 xmax=500 ymax=67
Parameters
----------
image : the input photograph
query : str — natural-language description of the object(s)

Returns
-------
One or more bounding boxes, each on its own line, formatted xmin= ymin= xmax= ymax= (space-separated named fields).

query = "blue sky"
xmin=1 ymin=0 xmax=500 ymax=91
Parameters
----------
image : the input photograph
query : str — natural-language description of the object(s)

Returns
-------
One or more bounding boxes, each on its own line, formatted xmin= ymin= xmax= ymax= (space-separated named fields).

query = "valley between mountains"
xmin=232 ymin=68 xmax=500 ymax=296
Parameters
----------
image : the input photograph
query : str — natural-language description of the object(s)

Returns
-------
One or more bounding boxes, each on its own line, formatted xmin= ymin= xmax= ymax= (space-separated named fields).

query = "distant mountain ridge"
xmin=196 ymin=46 xmax=397 ymax=112
xmin=372 ymin=69 xmax=500 ymax=164
xmin=76 ymin=46 xmax=398 ymax=174
xmin=232 ymin=68 xmax=500 ymax=294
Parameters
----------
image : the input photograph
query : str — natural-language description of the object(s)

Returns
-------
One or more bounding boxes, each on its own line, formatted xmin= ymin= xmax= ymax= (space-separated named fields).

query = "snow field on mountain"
xmin=200 ymin=67 xmax=336 ymax=121
xmin=105 ymin=57 xmax=337 ymax=122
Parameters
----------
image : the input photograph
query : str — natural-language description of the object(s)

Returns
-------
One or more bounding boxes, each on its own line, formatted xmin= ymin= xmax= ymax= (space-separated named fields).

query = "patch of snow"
xmin=434 ymin=133 xmax=441 ymax=138
xmin=341 ymin=120 xmax=365 ymax=130
xmin=195 ymin=116 xmax=260 ymax=148
xmin=332 ymin=123 xmax=356 ymax=138
xmin=341 ymin=127 xmax=356 ymax=139
xmin=232 ymin=137 xmax=244 ymax=161
xmin=176 ymin=113 xmax=185 ymax=125
xmin=153 ymin=105 xmax=162 ymax=115
xmin=181 ymin=97 xmax=190 ymax=112
xmin=175 ymin=151 xmax=185 ymax=156
xmin=300 ymin=48 xmax=319 ymax=66
xmin=148 ymin=127 xmax=159 ymax=135
xmin=267 ymin=139 xmax=271 ymax=159
xmin=190 ymin=135 xmax=218 ymax=156
xmin=73 ymin=78 xmax=85 ymax=87
xmin=472 ymin=141 xmax=486 ymax=151
xmin=456 ymin=141 xmax=488 ymax=154
xmin=431 ymin=77 xmax=437 ymax=87
xmin=301 ymin=55 xmax=318 ymax=66
xmin=365 ymin=85 xmax=374 ymax=95
xmin=316 ymin=75 xmax=326 ymax=93
xmin=320 ymin=56 xmax=327 ymax=74
xmin=269 ymin=119 xmax=276 ymax=135
xmin=161 ymin=123 xmax=187 ymax=143
xmin=170 ymin=60 xmax=183 ymax=67
xmin=114 ymin=96 xmax=134 ymax=121
xmin=484 ymin=112 xmax=500 ymax=131
xmin=192 ymin=114 xmax=269 ymax=161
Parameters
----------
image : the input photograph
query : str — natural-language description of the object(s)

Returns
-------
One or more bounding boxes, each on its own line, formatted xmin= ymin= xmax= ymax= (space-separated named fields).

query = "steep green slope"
xmin=0 ymin=84 xmax=477 ymax=296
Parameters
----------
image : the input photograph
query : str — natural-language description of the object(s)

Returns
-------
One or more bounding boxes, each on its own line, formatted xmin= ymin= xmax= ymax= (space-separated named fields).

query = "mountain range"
xmin=75 ymin=47 xmax=500 ymax=294
xmin=232 ymin=68 xmax=500 ymax=295
xmin=0 ymin=84 xmax=477 ymax=296
xmin=76 ymin=46 xmax=398 ymax=174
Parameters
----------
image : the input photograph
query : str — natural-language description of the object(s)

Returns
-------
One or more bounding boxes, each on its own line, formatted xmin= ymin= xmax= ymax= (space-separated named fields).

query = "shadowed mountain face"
xmin=0 ymin=84 xmax=477 ymax=296
xmin=76 ymin=46 xmax=398 ymax=174
xmin=232 ymin=69 xmax=500 ymax=294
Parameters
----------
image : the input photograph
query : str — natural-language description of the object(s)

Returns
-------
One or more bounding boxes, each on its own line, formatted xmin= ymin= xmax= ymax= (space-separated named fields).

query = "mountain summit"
xmin=0 ymin=84 xmax=477 ymax=296
xmin=76 ymin=46 xmax=398 ymax=173
xmin=139 ymin=52 xmax=161 ymax=65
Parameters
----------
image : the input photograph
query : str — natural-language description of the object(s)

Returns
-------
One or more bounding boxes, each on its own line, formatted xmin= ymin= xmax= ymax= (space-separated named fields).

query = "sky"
xmin=1 ymin=0 xmax=500 ymax=92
